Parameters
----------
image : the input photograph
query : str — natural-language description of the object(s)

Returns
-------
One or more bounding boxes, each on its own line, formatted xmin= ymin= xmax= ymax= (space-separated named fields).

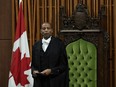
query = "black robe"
xmin=31 ymin=36 xmax=69 ymax=87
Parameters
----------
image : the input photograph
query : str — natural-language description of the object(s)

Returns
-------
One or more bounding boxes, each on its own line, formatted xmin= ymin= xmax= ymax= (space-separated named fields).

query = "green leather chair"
xmin=66 ymin=39 xmax=97 ymax=87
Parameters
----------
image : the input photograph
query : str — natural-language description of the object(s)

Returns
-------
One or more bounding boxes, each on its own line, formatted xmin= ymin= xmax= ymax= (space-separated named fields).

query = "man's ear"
xmin=40 ymin=30 xmax=42 ymax=34
xmin=51 ymin=29 xmax=53 ymax=33
xmin=40 ymin=30 xmax=43 ymax=35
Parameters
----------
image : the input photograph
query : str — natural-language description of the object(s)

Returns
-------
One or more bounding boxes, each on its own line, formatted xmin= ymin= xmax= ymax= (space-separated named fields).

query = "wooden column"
xmin=114 ymin=0 xmax=116 ymax=87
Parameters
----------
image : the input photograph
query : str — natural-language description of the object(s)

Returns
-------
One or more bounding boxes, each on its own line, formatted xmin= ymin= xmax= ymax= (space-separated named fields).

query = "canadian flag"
xmin=8 ymin=1 xmax=33 ymax=87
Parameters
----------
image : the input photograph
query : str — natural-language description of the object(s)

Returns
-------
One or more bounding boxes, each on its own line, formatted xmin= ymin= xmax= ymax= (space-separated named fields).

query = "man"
xmin=31 ymin=22 xmax=69 ymax=87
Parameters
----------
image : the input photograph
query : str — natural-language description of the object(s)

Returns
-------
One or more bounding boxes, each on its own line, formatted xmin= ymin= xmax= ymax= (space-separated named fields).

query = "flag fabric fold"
xmin=8 ymin=1 xmax=33 ymax=87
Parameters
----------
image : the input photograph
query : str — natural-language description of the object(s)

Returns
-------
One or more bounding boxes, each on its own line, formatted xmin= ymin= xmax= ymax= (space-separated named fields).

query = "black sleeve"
xmin=51 ymin=41 xmax=68 ymax=76
xmin=31 ymin=45 xmax=36 ymax=75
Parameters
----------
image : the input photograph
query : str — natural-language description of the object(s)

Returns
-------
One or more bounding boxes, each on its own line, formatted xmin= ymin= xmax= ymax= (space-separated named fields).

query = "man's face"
xmin=41 ymin=23 xmax=53 ymax=39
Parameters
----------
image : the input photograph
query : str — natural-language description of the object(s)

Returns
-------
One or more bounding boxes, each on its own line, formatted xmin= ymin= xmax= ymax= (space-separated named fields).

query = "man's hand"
xmin=33 ymin=70 xmax=39 ymax=75
xmin=32 ymin=70 xmax=39 ymax=77
xmin=41 ymin=69 xmax=51 ymax=76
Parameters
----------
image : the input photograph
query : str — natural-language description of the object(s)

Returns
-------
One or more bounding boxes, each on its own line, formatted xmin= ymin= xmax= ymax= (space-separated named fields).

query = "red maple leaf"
xmin=10 ymin=48 xmax=31 ymax=86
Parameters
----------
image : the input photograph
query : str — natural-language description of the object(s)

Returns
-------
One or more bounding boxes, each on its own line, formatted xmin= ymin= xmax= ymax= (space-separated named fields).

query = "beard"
xmin=43 ymin=34 xmax=51 ymax=39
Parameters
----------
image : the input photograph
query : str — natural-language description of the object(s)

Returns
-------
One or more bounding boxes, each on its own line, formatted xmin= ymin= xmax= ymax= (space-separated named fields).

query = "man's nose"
xmin=45 ymin=28 xmax=48 ymax=30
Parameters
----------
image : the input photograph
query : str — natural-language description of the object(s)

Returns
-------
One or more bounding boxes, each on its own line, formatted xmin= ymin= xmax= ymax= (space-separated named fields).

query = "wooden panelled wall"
xmin=114 ymin=0 xmax=116 ymax=87
xmin=0 ymin=0 xmax=12 ymax=87
xmin=12 ymin=0 xmax=114 ymax=87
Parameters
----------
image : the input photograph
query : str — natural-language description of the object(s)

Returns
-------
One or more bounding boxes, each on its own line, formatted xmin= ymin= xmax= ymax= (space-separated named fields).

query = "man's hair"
xmin=40 ymin=22 xmax=52 ymax=30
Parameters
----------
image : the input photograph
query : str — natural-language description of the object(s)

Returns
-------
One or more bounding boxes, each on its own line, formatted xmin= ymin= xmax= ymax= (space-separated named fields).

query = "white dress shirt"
xmin=42 ymin=37 xmax=52 ymax=52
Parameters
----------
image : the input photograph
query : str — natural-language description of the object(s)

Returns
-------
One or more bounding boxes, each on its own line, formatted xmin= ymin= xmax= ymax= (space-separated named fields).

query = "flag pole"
xmin=19 ymin=0 xmax=22 ymax=5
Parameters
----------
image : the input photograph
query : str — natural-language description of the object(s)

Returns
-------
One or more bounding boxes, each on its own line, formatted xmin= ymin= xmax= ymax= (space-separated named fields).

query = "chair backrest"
xmin=58 ymin=2 xmax=110 ymax=87
xmin=66 ymin=39 xmax=97 ymax=87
